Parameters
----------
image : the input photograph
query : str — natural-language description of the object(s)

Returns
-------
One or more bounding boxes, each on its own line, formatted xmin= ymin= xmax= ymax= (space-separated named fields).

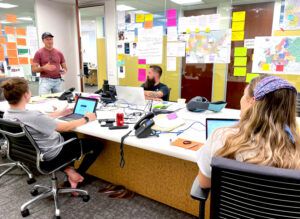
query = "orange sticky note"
xmin=6 ymin=42 xmax=17 ymax=50
xmin=19 ymin=57 xmax=29 ymax=65
xmin=0 ymin=47 xmax=4 ymax=61
xmin=7 ymin=50 xmax=18 ymax=58
xmin=0 ymin=37 xmax=6 ymax=44
xmin=4 ymin=26 xmax=15 ymax=35
xmin=6 ymin=14 xmax=17 ymax=23
xmin=16 ymin=28 xmax=26 ymax=36
xmin=17 ymin=38 xmax=26 ymax=46
xmin=8 ymin=58 xmax=19 ymax=65
xmin=144 ymin=21 xmax=153 ymax=29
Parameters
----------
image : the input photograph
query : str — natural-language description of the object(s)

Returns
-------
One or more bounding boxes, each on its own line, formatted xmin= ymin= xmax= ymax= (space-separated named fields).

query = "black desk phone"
xmin=134 ymin=112 xmax=155 ymax=138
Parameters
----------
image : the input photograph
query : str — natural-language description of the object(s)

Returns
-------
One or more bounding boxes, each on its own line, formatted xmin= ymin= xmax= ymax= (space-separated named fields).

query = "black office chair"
xmin=296 ymin=92 xmax=300 ymax=117
xmin=165 ymin=87 xmax=171 ymax=101
xmin=191 ymin=157 xmax=300 ymax=219
xmin=0 ymin=119 xmax=90 ymax=218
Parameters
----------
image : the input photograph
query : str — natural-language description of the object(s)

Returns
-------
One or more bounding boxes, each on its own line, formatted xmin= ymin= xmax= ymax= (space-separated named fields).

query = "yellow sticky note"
xmin=234 ymin=57 xmax=247 ymax=66
xmin=205 ymin=27 xmax=211 ymax=33
xmin=135 ymin=14 xmax=145 ymax=23
xmin=138 ymin=64 xmax=147 ymax=69
xmin=232 ymin=11 xmax=246 ymax=21
xmin=262 ymin=63 xmax=270 ymax=71
xmin=118 ymin=54 xmax=124 ymax=61
xmin=233 ymin=67 xmax=247 ymax=76
xmin=195 ymin=28 xmax=200 ymax=33
xmin=145 ymin=14 xmax=153 ymax=22
xmin=186 ymin=28 xmax=191 ymax=33
xmin=234 ymin=47 xmax=247 ymax=56
xmin=232 ymin=21 xmax=245 ymax=31
xmin=232 ymin=31 xmax=245 ymax=41
xmin=246 ymin=73 xmax=260 ymax=83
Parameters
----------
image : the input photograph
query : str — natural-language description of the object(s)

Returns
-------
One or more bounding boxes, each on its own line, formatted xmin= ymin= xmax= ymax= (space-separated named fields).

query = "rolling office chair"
xmin=191 ymin=157 xmax=300 ymax=219
xmin=0 ymin=119 xmax=90 ymax=218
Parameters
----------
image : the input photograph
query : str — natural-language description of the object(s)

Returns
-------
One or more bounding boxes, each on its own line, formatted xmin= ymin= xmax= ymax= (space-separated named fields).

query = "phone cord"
xmin=120 ymin=130 xmax=132 ymax=168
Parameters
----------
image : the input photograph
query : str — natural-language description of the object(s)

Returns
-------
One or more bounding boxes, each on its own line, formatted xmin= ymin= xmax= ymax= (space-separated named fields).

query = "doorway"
xmin=79 ymin=5 xmax=105 ymax=93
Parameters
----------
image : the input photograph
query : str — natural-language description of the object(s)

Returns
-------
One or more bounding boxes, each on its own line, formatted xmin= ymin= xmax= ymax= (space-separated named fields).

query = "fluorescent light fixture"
xmin=0 ymin=20 xmax=11 ymax=24
xmin=134 ymin=10 xmax=150 ymax=14
xmin=117 ymin=4 xmax=136 ymax=11
xmin=17 ymin=17 xmax=32 ymax=21
xmin=170 ymin=0 xmax=203 ymax=5
xmin=0 ymin=2 xmax=18 ymax=8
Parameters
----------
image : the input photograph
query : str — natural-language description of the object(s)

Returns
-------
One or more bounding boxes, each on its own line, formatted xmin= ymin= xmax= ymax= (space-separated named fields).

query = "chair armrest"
xmin=190 ymin=177 xmax=210 ymax=202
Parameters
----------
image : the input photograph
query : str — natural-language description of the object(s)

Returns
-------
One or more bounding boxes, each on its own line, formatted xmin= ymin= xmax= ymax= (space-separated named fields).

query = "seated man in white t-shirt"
xmin=197 ymin=76 xmax=300 ymax=188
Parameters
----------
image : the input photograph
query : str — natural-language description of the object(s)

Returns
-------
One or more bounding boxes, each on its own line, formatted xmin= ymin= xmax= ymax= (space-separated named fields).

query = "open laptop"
xmin=206 ymin=118 xmax=239 ymax=139
xmin=59 ymin=97 xmax=98 ymax=121
xmin=115 ymin=86 xmax=146 ymax=106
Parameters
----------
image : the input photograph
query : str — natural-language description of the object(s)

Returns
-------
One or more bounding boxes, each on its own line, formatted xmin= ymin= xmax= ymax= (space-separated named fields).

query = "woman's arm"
xmin=55 ymin=113 xmax=96 ymax=132
xmin=198 ymin=170 xmax=211 ymax=188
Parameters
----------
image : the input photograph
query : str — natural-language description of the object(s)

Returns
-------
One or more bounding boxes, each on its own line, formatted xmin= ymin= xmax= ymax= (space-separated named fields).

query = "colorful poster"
xmin=281 ymin=0 xmax=300 ymax=30
xmin=185 ymin=30 xmax=231 ymax=64
xmin=252 ymin=36 xmax=300 ymax=74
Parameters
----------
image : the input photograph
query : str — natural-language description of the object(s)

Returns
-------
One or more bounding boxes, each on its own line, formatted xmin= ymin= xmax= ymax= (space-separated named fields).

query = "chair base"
xmin=21 ymin=172 xmax=90 ymax=218
xmin=0 ymin=161 xmax=35 ymax=184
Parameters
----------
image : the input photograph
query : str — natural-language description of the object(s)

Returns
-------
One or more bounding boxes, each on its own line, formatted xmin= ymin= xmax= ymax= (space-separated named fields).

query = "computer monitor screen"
xmin=74 ymin=97 xmax=97 ymax=115
xmin=206 ymin=118 xmax=239 ymax=139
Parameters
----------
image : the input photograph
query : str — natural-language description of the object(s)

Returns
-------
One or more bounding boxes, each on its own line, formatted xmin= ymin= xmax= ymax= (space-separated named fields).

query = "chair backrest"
xmin=297 ymin=93 xmax=300 ymax=117
xmin=165 ymin=88 xmax=171 ymax=101
xmin=0 ymin=119 xmax=40 ymax=168
xmin=210 ymin=157 xmax=300 ymax=219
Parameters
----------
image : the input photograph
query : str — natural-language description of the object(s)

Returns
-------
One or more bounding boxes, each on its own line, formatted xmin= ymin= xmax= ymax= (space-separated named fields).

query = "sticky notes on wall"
xmin=135 ymin=14 xmax=145 ymax=23
xmin=233 ymin=67 xmax=247 ymax=76
xmin=166 ymin=8 xmax=177 ymax=27
xmin=232 ymin=31 xmax=245 ymax=41
xmin=7 ymin=50 xmax=17 ymax=58
xmin=0 ymin=46 xmax=4 ymax=61
xmin=18 ymin=48 xmax=29 ymax=56
xmin=0 ymin=37 xmax=6 ymax=44
xmin=6 ymin=14 xmax=17 ymax=23
xmin=234 ymin=47 xmax=247 ymax=57
xmin=231 ymin=11 xmax=246 ymax=42
xmin=246 ymin=73 xmax=260 ymax=83
xmin=17 ymin=38 xmax=26 ymax=46
xmin=234 ymin=57 xmax=247 ymax=66
xmin=5 ymin=26 xmax=15 ymax=35
xmin=138 ymin=59 xmax=146 ymax=65
xmin=232 ymin=11 xmax=246 ymax=21
xmin=8 ymin=58 xmax=19 ymax=65
xmin=16 ymin=28 xmax=26 ymax=36
xmin=145 ymin=14 xmax=153 ymax=22
xmin=144 ymin=21 xmax=153 ymax=29
xmin=276 ymin=65 xmax=284 ymax=72
xmin=167 ymin=19 xmax=177 ymax=27
xmin=262 ymin=63 xmax=270 ymax=71
xmin=6 ymin=42 xmax=17 ymax=50
xmin=138 ymin=68 xmax=146 ymax=82
xmin=232 ymin=21 xmax=245 ymax=31
xmin=19 ymin=57 xmax=29 ymax=65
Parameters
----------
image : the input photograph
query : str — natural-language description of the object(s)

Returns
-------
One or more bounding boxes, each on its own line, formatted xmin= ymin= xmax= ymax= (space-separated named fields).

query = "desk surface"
xmin=0 ymin=99 xmax=240 ymax=163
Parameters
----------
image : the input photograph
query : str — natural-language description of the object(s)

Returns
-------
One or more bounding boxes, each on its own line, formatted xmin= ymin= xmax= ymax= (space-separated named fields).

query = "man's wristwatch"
xmin=83 ymin=116 xmax=89 ymax=123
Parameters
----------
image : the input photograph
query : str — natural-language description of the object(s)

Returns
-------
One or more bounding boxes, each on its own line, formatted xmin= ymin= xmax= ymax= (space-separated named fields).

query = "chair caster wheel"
xmin=30 ymin=189 xmax=39 ymax=196
xmin=21 ymin=209 xmax=30 ymax=217
xmin=82 ymin=195 xmax=90 ymax=202
xmin=27 ymin=178 xmax=36 ymax=185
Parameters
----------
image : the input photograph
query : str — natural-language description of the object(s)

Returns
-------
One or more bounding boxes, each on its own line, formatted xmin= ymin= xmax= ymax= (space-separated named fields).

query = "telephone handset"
xmin=134 ymin=112 xmax=155 ymax=138
xmin=58 ymin=87 xmax=75 ymax=100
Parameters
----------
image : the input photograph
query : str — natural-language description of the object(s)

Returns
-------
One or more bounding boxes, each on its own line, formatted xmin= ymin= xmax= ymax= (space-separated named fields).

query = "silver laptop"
xmin=59 ymin=96 xmax=98 ymax=121
xmin=115 ymin=86 xmax=146 ymax=106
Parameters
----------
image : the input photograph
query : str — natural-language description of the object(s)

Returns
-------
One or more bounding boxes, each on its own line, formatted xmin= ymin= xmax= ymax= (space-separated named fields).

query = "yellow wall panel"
xmin=97 ymin=38 xmax=107 ymax=88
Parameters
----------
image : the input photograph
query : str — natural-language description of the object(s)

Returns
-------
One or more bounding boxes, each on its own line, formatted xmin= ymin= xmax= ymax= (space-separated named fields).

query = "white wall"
xmin=35 ymin=0 xmax=80 ymax=90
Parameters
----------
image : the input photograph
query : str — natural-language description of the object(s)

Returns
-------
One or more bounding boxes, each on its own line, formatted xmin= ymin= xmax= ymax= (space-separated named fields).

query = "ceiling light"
xmin=17 ymin=17 xmax=32 ymax=21
xmin=117 ymin=4 xmax=136 ymax=11
xmin=170 ymin=0 xmax=203 ymax=5
xmin=1 ymin=20 xmax=11 ymax=24
xmin=0 ymin=2 xmax=18 ymax=8
xmin=134 ymin=10 xmax=150 ymax=14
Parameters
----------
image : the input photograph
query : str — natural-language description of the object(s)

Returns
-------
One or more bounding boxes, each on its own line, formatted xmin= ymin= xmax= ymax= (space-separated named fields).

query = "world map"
xmin=252 ymin=36 xmax=300 ymax=74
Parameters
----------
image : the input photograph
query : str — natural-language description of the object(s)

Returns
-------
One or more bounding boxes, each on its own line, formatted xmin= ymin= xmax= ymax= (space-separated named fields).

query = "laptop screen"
xmin=206 ymin=118 xmax=239 ymax=139
xmin=74 ymin=97 xmax=98 ymax=116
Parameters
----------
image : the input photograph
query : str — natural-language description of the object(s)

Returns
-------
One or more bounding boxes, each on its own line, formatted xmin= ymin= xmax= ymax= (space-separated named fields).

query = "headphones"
xmin=186 ymin=96 xmax=227 ymax=112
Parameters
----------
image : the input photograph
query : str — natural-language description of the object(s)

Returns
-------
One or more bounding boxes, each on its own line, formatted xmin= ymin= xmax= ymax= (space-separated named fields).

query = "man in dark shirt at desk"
xmin=141 ymin=65 xmax=169 ymax=101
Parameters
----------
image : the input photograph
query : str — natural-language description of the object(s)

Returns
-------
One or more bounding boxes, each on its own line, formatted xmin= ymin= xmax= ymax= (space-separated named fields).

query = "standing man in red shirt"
xmin=32 ymin=32 xmax=68 ymax=95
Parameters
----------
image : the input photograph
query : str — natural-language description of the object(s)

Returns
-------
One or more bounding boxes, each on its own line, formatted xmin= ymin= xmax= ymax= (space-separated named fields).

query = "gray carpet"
xmin=0 ymin=158 xmax=196 ymax=219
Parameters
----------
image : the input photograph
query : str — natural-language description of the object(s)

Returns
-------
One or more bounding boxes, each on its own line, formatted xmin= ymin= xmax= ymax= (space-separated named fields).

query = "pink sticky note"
xmin=138 ymin=59 xmax=146 ymax=65
xmin=138 ymin=69 xmax=146 ymax=82
xmin=167 ymin=9 xmax=177 ymax=19
xmin=276 ymin=65 xmax=284 ymax=72
xmin=167 ymin=18 xmax=177 ymax=27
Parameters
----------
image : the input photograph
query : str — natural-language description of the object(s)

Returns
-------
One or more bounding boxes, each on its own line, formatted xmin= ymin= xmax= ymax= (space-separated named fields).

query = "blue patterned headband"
xmin=254 ymin=76 xmax=297 ymax=101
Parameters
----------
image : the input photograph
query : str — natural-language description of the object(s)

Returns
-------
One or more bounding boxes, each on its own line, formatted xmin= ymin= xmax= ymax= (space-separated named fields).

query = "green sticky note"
xmin=233 ymin=67 xmax=247 ymax=76
xmin=234 ymin=57 xmax=247 ymax=66
xmin=234 ymin=47 xmax=247 ymax=56
xmin=246 ymin=73 xmax=260 ymax=83
xmin=18 ymin=48 xmax=29 ymax=55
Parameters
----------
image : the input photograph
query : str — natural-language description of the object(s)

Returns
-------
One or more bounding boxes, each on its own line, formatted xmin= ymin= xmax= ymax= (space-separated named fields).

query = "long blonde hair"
xmin=216 ymin=76 xmax=300 ymax=169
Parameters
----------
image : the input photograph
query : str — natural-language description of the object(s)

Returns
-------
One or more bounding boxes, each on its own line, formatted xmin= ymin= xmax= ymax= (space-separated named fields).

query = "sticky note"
xmin=6 ymin=42 xmax=17 ymax=50
xmin=0 ymin=52 xmax=4 ymax=61
xmin=17 ymin=38 xmax=26 ymax=46
xmin=167 ymin=9 xmax=177 ymax=19
xmin=205 ymin=27 xmax=211 ymax=33
xmin=5 ymin=26 xmax=15 ymax=35
xmin=232 ymin=21 xmax=245 ymax=31
xmin=16 ymin=28 xmax=26 ymax=36
xmin=262 ymin=63 xmax=270 ymax=71
xmin=18 ymin=48 xmax=29 ymax=55
xmin=233 ymin=67 xmax=247 ymax=76
xmin=276 ymin=65 xmax=284 ymax=72
xmin=118 ymin=54 xmax=124 ymax=61
xmin=195 ymin=28 xmax=200 ymax=33
xmin=19 ymin=57 xmax=29 ymax=65
xmin=144 ymin=21 xmax=153 ymax=29
xmin=246 ymin=73 xmax=260 ymax=83
xmin=6 ymin=14 xmax=17 ymax=23
xmin=234 ymin=57 xmax=247 ymax=66
xmin=232 ymin=11 xmax=246 ymax=21
xmin=186 ymin=28 xmax=191 ymax=33
xmin=138 ymin=69 xmax=146 ymax=82
xmin=7 ymin=50 xmax=17 ymax=58
xmin=8 ymin=58 xmax=19 ymax=65
xmin=145 ymin=14 xmax=153 ymax=22
xmin=138 ymin=59 xmax=146 ymax=65
xmin=167 ymin=18 xmax=177 ymax=27
xmin=234 ymin=47 xmax=247 ymax=56
xmin=0 ymin=37 xmax=6 ymax=44
xmin=232 ymin=31 xmax=245 ymax=41
xmin=135 ymin=14 xmax=145 ymax=23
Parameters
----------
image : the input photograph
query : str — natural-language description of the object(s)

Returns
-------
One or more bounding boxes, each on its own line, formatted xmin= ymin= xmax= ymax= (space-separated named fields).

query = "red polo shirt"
xmin=33 ymin=47 xmax=65 ymax=79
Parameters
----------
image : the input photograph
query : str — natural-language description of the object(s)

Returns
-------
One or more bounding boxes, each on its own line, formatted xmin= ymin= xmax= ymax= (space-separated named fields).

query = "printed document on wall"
xmin=137 ymin=26 xmax=163 ymax=64
xmin=167 ymin=42 xmax=186 ymax=57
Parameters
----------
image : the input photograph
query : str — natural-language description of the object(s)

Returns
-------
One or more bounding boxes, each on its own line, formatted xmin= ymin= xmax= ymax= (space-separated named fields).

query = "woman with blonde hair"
xmin=197 ymin=76 xmax=300 ymax=188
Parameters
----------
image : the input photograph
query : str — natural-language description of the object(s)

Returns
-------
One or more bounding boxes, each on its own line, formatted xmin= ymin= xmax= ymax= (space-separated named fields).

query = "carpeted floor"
xmin=0 ymin=158 xmax=196 ymax=219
